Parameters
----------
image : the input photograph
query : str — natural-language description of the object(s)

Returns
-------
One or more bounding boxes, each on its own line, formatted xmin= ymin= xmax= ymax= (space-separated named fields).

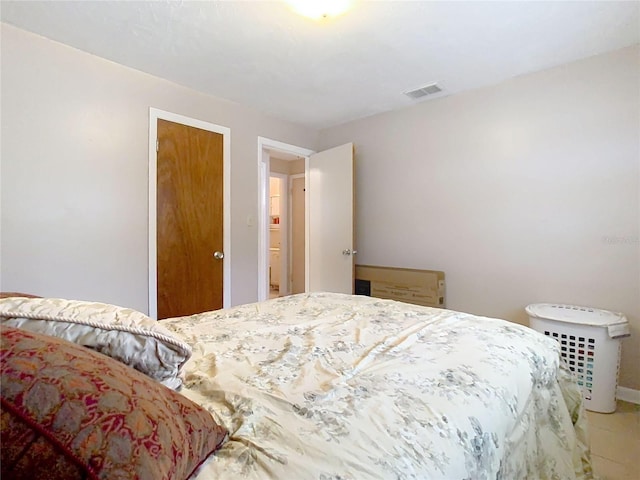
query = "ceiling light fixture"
xmin=286 ymin=0 xmax=353 ymax=20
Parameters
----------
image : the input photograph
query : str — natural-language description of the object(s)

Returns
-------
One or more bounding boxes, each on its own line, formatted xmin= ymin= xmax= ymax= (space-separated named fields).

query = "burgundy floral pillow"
xmin=0 ymin=325 xmax=227 ymax=480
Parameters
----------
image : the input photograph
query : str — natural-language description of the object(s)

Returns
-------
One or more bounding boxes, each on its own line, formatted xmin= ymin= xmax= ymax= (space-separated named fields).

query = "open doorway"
xmin=258 ymin=138 xmax=356 ymax=302
xmin=258 ymin=138 xmax=314 ymax=302
xmin=268 ymin=174 xmax=285 ymax=299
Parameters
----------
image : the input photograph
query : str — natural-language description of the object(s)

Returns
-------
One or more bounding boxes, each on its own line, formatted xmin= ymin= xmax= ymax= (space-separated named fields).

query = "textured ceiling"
xmin=1 ymin=1 xmax=638 ymax=129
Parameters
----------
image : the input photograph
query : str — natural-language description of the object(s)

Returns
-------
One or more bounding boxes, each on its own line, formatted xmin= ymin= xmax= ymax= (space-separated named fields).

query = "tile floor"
xmin=587 ymin=400 xmax=640 ymax=479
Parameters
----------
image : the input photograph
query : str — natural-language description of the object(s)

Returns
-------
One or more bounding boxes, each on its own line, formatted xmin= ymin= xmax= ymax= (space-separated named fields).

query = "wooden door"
xmin=156 ymin=119 xmax=224 ymax=319
xmin=308 ymin=143 xmax=354 ymax=293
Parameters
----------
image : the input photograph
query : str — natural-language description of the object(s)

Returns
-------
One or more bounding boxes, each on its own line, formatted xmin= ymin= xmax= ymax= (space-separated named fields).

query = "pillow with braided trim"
xmin=0 ymin=297 xmax=191 ymax=390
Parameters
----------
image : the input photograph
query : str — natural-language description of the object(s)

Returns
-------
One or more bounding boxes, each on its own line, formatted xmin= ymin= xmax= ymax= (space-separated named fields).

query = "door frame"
xmin=148 ymin=108 xmax=231 ymax=319
xmin=257 ymin=137 xmax=314 ymax=302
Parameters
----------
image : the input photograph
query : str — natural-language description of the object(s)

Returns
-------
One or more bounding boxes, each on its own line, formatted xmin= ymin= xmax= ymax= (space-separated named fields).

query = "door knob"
xmin=342 ymin=249 xmax=352 ymax=256
xmin=213 ymin=251 xmax=224 ymax=260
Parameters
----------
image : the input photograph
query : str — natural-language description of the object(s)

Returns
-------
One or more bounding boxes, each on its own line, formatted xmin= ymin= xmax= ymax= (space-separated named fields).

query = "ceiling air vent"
xmin=404 ymin=83 xmax=442 ymax=99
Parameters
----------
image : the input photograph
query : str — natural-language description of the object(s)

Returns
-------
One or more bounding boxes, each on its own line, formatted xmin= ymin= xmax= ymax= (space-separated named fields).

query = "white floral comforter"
xmin=162 ymin=293 xmax=593 ymax=480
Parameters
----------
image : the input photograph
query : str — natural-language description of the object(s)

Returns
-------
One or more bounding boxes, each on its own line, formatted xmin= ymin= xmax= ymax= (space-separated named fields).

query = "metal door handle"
xmin=213 ymin=251 xmax=224 ymax=260
xmin=342 ymin=249 xmax=352 ymax=256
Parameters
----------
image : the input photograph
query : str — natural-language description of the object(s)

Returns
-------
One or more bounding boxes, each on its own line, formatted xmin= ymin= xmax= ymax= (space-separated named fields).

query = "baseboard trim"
xmin=617 ymin=386 xmax=640 ymax=404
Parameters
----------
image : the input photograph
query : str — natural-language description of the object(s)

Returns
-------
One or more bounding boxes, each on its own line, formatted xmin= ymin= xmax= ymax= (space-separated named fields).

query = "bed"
xmin=0 ymin=292 xmax=593 ymax=479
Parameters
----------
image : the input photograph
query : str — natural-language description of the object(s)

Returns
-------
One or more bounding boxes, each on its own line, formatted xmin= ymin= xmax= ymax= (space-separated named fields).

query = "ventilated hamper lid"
xmin=526 ymin=303 xmax=630 ymax=338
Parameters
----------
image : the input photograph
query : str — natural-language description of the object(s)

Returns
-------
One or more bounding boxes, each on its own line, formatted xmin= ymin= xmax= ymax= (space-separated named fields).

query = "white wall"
xmin=2 ymin=23 xmax=638 ymax=390
xmin=319 ymin=46 xmax=640 ymax=390
xmin=0 ymin=24 xmax=319 ymax=311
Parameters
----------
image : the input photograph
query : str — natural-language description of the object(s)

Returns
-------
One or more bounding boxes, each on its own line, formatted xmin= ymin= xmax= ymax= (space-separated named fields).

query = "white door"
xmin=290 ymin=175 xmax=306 ymax=294
xmin=307 ymin=143 xmax=354 ymax=293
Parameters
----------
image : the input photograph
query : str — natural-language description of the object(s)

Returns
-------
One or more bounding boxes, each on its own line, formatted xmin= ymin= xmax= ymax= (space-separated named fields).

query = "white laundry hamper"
xmin=526 ymin=303 xmax=630 ymax=413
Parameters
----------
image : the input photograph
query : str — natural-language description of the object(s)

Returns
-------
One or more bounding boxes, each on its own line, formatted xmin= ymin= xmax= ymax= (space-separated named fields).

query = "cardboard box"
xmin=355 ymin=265 xmax=445 ymax=308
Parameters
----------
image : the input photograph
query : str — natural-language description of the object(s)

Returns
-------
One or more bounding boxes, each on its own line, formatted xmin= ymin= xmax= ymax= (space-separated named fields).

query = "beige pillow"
xmin=0 ymin=297 xmax=192 ymax=390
